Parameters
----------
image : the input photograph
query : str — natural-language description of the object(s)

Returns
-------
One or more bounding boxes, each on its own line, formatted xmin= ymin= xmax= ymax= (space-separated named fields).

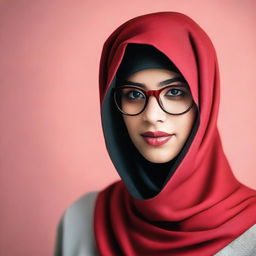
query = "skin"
xmin=122 ymin=68 xmax=197 ymax=163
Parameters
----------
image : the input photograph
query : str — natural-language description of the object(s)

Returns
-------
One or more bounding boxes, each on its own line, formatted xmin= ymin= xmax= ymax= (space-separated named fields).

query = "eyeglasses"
xmin=113 ymin=84 xmax=194 ymax=116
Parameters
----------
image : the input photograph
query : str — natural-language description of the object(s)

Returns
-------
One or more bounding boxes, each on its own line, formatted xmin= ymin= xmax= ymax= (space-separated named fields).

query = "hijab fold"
xmin=94 ymin=12 xmax=256 ymax=255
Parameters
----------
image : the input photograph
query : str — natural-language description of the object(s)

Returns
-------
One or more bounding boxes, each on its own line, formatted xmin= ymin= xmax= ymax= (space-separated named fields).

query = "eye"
xmin=125 ymin=90 xmax=145 ymax=100
xmin=166 ymin=88 xmax=185 ymax=97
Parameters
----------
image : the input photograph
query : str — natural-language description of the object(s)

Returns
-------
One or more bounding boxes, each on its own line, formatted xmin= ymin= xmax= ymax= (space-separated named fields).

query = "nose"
xmin=142 ymin=96 xmax=166 ymax=123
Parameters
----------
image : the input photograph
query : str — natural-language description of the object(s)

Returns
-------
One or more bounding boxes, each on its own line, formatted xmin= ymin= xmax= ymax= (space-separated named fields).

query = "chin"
xmin=142 ymin=151 xmax=176 ymax=163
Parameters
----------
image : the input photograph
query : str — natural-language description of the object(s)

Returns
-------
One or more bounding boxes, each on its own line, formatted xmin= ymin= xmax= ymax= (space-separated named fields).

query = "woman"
xmin=55 ymin=12 xmax=256 ymax=255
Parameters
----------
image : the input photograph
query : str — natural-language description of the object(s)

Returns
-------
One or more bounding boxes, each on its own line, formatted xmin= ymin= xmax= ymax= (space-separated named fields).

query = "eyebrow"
xmin=120 ymin=77 xmax=187 ymax=88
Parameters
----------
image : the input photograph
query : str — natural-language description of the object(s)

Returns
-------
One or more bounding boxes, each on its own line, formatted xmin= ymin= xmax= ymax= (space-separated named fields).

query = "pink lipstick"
xmin=141 ymin=131 xmax=174 ymax=146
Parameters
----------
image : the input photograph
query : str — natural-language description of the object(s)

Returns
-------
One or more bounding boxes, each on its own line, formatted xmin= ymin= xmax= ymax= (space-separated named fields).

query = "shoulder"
xmin=215 ymin=224 xmax=256 ymax=256
xmin=55 ymin=191 xmax=100 ymax=256
xmin=65 ymin=191 xmax=99 ymax=221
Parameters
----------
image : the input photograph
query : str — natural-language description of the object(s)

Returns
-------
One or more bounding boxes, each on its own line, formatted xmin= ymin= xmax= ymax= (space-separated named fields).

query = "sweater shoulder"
xmin=55 ymin=191 xmax=100 ymax=256
xmin=215 ymin=224 xmax=256 ymax=255
xmin=65 ymin=191 xmax=99 ymax=220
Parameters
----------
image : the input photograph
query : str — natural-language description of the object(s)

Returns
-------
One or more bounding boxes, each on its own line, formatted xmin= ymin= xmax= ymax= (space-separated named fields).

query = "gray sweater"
xmin=55 ymin=191 xmax=256 ymax=256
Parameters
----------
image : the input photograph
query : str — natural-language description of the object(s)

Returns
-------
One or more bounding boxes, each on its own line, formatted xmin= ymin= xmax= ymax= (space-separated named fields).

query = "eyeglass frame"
xmin=112 ymin=84 xmax=195 ymax=116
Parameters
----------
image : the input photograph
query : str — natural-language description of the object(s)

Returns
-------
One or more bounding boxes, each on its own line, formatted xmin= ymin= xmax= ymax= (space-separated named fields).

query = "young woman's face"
xmin=122 ymin=68 xmax=197 ymax=163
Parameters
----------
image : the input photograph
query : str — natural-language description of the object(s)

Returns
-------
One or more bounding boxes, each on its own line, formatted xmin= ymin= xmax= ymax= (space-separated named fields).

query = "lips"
xmin=141 ymin=131 xmax=173 ymax=137
xmin=141 ymin=131 xmax=174 ymax=146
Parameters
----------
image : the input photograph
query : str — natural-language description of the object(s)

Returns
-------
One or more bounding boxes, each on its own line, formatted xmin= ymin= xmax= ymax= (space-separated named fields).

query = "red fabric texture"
xmin=94 ymin=12 xmax=256 ymax=255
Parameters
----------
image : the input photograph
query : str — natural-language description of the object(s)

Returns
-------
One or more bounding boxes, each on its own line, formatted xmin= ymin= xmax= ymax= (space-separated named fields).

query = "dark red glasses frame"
xmin=113 ymin=85 xmax=195 ymax=116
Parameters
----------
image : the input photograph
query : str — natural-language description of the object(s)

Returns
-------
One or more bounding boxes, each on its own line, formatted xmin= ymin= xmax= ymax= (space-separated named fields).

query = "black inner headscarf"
xmin=101 ymin=43 xmax=199 ymax=199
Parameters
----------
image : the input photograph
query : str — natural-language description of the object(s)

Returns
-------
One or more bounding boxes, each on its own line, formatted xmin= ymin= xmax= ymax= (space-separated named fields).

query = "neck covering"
xmin=94 ymin=12 xmax=256 ymax=255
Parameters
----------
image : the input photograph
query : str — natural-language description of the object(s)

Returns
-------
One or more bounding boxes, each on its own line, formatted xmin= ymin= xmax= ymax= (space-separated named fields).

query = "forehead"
xmin=125 ymin=68 xmax=188 ymax=90
xmin=127 ymin=68 xmax=180 ymax=79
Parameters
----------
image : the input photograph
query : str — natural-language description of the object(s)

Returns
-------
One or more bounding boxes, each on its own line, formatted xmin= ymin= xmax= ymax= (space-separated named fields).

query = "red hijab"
xmin=94 ymin=12 xmax=256 ymax=255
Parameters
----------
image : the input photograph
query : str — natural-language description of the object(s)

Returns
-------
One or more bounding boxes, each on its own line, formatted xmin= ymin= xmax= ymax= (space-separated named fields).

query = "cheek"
xmin=123 ymin=116 xmax=138 ymax=137
xmin=177 ymin=109 xmax=196 ymax=139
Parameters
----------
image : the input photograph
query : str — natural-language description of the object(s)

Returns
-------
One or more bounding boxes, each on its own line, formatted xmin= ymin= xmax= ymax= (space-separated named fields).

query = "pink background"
xmin=0 ymin=0 xmax=255 ymax=255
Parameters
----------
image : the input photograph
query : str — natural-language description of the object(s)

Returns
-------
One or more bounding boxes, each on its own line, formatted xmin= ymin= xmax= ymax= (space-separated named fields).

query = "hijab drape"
xmin=94 ymin=12 xmax=256 ymax=255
